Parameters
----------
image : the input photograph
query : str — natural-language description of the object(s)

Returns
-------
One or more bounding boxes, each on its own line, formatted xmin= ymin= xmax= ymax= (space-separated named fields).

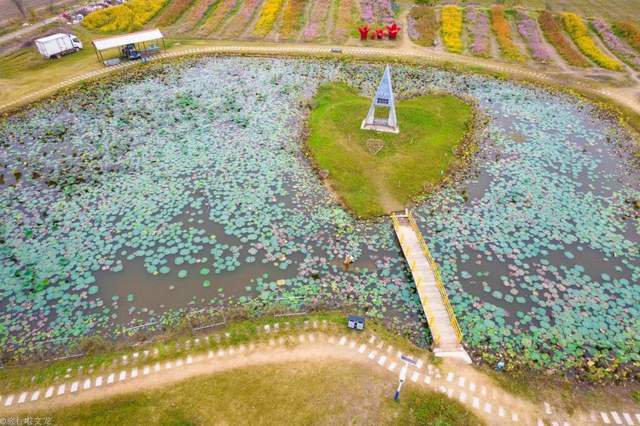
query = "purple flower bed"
xmin=465 ymin=8 xmax=490 ymax=56
xmin=359 ymin=0 xmax=394 ymax=24
xmin=592 ymin=18 xmax=640 ymax=70
xmin=302 ymin=0 xmax=331 ymax=40
xmin=516 ymin=11 xmax=552 ymax=62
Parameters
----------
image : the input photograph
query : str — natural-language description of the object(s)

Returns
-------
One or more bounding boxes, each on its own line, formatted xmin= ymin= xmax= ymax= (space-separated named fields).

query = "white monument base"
xmin=361 ymin=119 xmax=399 ymax=134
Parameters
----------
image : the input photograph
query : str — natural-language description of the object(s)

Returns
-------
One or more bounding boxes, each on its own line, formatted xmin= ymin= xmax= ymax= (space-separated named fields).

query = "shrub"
xmin=538 ymin=10 xmax=589 ymax=67
xmin=408 ymin=5 xmax=437 ymax=46
xmin=156 ymin=0 xmax=196 ymax=27
xmin=465 ymin=7 xmax=490 ymax=56
xmin=613 ymin=21 xmax=640 ymax=53
xmin=592 ymin=18 xmax=640 ymax=70
xmin=515 ymin=10 xmax=551 ymax=62
xmin=195 ymin=0 xmax=238 ymax=37
xmin=490 ymin=5 xmax=523 ymax=62
xmin=254 ymin=0 xmax=285 ymax=36
xmin=82 ymin=0 xmax=168 ymax=32
xmin=441 ymin=5 xmax=463 ymax=53
xmin=562 ymin=12 xmax=622 ymax=71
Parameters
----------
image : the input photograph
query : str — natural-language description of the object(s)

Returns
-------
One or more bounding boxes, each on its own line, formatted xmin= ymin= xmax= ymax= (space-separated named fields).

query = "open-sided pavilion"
xmin=92 ymin=29 xmax=165 ymax=65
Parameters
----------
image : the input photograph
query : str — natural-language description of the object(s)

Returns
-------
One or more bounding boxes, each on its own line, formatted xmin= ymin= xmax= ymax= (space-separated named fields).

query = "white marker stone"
xmin=349 ymin=340 xmax=355 ymax=348
xmin=368 ymin=351 xmax=377 ymax=360
xmin=45 ymin=387 xmax=54 ymax=398
xmin=378 ymin=356 xmax=386 ymax=366
xmin=131 ymin=368 xmax=138 ymax=378
xmin=424 ymin=376 xmax=431 ymax=384
xmin=18 ymin=392 xmax=27 ymax=404
xmin=544 ymin=402 xmax=552 ymax=415
xmin=498 ymin=406 xmax=505 ymax=417
xmin=339 ymin=336 xmax=346 ymax=346
xmin=611 ymin=412 xmax=623 ymax=425
xmin=84 ymin=379 xmax=91 ymax=390
xmin=481 ymin=385 xmax=487 ymax=396
xmin=119 ymin=371 xmax=126 ymax=381
xmin=469 ymin=382 xmax=476 ymax=392
xmin=166 ymin=362 xmax=173 ymax=369
xmin=4 ymin=395 xmax=14 ymax=406
xmin=622 ymin=413 xmax=634 ymax=425
xmin=458 ymin=377 xmax=465 ymax=387
xmin=57 ymin=384 xmax=65 ymax=396
xmin=95 ymin=377 xmax=103 ymax=387
xmin=71 ymin=381 xmax=79 ymax=393
xmin=358 ymin=344 xmax=366 ymax=354
xmin=447 ymin=388 xmax=454 ymax=398
xmin=176 ymin=359 xmax=183 ymax=367
xmin=411 ymin=372 xmax=419 ymax=383
xmin=601 ymin=412 xmax=611 ymax=424
xmin=512 ymin=412 xmax=519 ymax=422
xmin=31 ymin=391 xmax=40 ymax=402
xmin=416 ymin=359 xmax=424 ymax=369
xmin=459 ymin=392 xmax=467 ymax=403
xmin=107 ymin=373 xmax=115 ymax=384
xmin=186 ymin=356 xmax=193 ymax=365
xmin=446 ymin=372 xmax=454 ymax=382
xmin=154 ymin=363 xmax=161 ymax=373
xmin=208 ymin=351 xmax=214 ymax=359
xmin=472 ymin=397 xmax=479 ymax=409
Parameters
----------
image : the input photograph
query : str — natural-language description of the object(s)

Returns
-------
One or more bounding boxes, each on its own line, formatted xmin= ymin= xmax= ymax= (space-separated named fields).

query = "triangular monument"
xmin=361 ymin=65 xmax=399 ymax=134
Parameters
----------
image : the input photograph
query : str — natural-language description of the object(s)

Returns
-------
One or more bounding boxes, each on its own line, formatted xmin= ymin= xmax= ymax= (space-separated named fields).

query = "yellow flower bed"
xmin=441 ymin=5 xmax=463 ymax=53
xmin=254 ymin=0 xmax=285 ymax=37
xmin=562 ymin=13 xmax=622 ymax=71
xmin=83 ymin=0 xmax=167 ymax=32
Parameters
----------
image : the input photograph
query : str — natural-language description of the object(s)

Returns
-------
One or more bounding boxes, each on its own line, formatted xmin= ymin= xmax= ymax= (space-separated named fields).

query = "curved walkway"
xmin=0 ymin=321 xmax=637 ymax=425
xmin=1 ymin=42 xmax=639 ymax=119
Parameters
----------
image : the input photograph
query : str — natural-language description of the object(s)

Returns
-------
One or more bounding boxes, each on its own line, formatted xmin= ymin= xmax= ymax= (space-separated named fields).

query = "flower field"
xmin=441 ymin=5 xmax=463 ymax=53
xmin=195 ymin=0 xmax=239 ymax=36
xmin=538 ymin=10 xmax=590 ymax=67
xmin=82 ymin=0 xmax=167 ymax=32
xmin=515 ymin=10 xmax=551 ymax=62
xmin=156 ymin=0 xmax=197 ymax=27
xmin=2 ymin=58 xmax=638 ymax=380
xmin=613 ymin=21 xmax=640 ymax=53
xmin=592 ymin=18 xmax=640 ymax=70
xmin=407 ymin=5 xmax=437 ymax=47
xmin=220 ymin=0 xmax=262 ymax=38
xmin=254 ymin=0 xmax=285 ymax=37
xmin=302 ymin=0 xmax=331 ymax=40
xmin=562 ymin=13 xmax=622 ymax=70
xmin=464 ymin=7 xmax=490 ymax=57
xmin=280 ymin=0 xmax=309 ymax=40
xmin=171 ymin=0 xmax=219 ymax=33
xmin=332 ymin=0 xmax=357 ymax=42
xmin=490 ymin=5 xmax=523 ymax=62
xmin=359 ymin=0 xmax=395 ymax=25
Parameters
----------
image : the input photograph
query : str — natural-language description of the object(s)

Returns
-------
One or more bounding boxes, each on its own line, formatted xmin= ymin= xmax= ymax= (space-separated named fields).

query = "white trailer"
xmin=35 ymin=33 xmax=83 ymax=59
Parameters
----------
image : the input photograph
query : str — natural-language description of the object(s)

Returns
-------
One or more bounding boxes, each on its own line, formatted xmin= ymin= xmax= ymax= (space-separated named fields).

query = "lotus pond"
xmin=0 ymin=57 xmax=638 ymax=379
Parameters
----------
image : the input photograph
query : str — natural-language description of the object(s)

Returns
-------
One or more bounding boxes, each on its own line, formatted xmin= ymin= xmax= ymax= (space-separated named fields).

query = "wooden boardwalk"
xmin=392 ymin=210 xmax=472 ymax=364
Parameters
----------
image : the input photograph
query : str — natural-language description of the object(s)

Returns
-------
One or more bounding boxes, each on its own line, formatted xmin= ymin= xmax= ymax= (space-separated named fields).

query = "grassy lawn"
xmin=30 ymin=361 xmax=483 ymax=425
xmin=306 ymin=83 xmax=473 ymax=218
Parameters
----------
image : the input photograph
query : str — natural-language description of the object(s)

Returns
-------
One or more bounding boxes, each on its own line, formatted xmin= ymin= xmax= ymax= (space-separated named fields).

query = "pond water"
xmin=0 ymin=57 xmax=638 ymax=375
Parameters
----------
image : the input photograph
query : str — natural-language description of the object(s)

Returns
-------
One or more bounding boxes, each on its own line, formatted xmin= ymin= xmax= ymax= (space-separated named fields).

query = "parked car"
xmin=35 ymin=33 xmax=83 ymax=59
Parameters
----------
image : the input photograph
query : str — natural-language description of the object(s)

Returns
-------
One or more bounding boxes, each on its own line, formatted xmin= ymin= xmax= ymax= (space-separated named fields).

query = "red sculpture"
xmin=375 ymin=28 xmax=385 ymax=39
xmin=386 ymin=22 xmax=401 ymax=39
xmin=358 ymin=25 xmax=370 ymax=40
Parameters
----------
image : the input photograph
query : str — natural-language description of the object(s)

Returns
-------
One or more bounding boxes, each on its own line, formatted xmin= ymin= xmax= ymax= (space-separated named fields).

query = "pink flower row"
xmin=465 ymin=8 xmax=490 ymax=56
xmin=516 ymin=11 xmax=552 ymax=62
xmin=359 ymin=0 xmax=394 ymax=24
xmin=302 ymin=0 xmax=331 ymax=40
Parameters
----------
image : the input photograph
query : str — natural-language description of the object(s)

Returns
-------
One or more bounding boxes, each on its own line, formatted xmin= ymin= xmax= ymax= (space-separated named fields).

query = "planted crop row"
xmin=407 ymin=5 xmax=437 ymax=47
xmin=490 ymin=5 xmax=523 ymax=62
xmin=464 ymin=7 xmax=489 ymax=57
xmin=537 ymin=10 xmax=589 ymax=67
xmin=613 ymin=21 xmax=640 ymax=53
xmin=222 ymin=0 xmax=262 ymax=38
xmin=333 ymin=0 xmax=357 ymax=43
xmin=302 ymin=0 xmax=331 ymax=41
xmin=562 ymin=13 xmax=622 ymax=71
xmin=441 ymin=5 xmax=463 ymax=53
xmin=591 ymin=19 xmax=640 ymax=71
xmin=254 ymin=0 xmax=286 ymax=36
xmin=515 ymin=10 xmax=551 ymax=62
xmin=82 ymin=0 xmax=167 ymax=32
xmin=172 ymin=0 xmax=219 ymax=33
xmin=196 ymin=0 xmax=239 ymax=36
xmin=359 ymin=0 xmax=394 ymax=25
xmin=156 ymin=0 xmax=196 ymax=27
